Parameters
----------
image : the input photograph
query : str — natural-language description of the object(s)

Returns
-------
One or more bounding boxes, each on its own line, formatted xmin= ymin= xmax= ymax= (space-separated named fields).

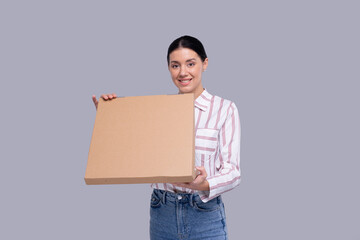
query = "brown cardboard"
xmin=85 ymin=93 xmax=196 ymax=185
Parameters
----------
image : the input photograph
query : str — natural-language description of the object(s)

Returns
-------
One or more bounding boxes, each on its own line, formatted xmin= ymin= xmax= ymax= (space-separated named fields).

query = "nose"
xmin=179 ymin=66 xmax=188 ymax=77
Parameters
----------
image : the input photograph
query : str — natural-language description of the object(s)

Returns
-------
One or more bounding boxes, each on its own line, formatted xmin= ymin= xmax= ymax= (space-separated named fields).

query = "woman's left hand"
xmin=173 ymin=166 xmax=210 ymax=191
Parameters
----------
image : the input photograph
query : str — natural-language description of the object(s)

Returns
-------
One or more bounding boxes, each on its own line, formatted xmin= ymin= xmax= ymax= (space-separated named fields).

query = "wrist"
xmin=202 ymin=180 xmax=210 ymax=191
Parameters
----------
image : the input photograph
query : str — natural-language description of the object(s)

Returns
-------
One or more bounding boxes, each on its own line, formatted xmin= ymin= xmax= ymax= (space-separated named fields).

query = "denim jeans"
xmin=150 ymin=189 xmax=228 ymax=240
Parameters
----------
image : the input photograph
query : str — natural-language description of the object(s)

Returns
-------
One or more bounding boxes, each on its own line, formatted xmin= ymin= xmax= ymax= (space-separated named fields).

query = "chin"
xmin=178 ymin=88 xmax=194 ymax=94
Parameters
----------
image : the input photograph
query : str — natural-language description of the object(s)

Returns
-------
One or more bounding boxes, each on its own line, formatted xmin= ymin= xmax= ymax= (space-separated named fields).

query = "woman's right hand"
xmin=92 ymin=93 xmax=117 ymax=110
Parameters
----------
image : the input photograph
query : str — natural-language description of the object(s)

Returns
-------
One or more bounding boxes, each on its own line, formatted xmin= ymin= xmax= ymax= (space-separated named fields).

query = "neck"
xmin=178 ymin=87 xmax=205 ymax=100
xmin=194 ymin=87 xmax=205 ymax=100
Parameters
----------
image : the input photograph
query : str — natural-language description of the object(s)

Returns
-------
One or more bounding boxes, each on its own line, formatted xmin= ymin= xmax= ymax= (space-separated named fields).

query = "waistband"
xmin=152 ymin=188 xmax=222 ymax=206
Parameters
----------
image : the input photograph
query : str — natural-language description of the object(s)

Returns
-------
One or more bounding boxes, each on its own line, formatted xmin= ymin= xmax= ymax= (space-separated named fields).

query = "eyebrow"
xmin=170 ymin=58 xmax=197 ymax=64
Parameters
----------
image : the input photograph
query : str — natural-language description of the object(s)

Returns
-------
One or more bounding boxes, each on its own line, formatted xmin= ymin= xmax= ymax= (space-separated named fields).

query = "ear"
xmin=202 ymin=58 xmax=208 ymax=72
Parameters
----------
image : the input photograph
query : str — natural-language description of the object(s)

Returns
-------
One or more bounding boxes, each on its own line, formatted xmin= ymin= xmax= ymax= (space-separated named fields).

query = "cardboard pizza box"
xmin=85 ymin=93 xmax=196 ymax=184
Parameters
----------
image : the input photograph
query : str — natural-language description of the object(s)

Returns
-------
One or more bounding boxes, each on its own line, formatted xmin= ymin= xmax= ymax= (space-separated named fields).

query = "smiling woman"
xmin=92 ymin=35 xmax=241 ymax=240
xmin=168 ymin=47 xmax=208 ymax=99
xmin=167 ymin=36 xmax=208 ymax=100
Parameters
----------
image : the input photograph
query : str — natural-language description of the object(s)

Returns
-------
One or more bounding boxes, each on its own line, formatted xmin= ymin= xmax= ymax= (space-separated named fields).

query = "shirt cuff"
xmin=197 ymin=178 xmax=218 ymax=203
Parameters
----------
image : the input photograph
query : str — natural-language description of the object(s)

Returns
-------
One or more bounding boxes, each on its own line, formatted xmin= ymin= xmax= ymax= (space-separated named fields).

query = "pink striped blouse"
xmin=151 ymin=88 xmax=241 ymax=203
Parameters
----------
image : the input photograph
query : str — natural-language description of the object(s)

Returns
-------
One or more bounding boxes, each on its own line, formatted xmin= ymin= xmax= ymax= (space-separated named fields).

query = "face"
xmin=168 ymin=48 xmax=208 ymax=99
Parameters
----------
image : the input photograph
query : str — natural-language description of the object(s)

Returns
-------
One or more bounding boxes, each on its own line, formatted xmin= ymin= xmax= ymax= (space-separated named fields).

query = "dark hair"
xmin=167 ymin=35 xmax=208 ymax=65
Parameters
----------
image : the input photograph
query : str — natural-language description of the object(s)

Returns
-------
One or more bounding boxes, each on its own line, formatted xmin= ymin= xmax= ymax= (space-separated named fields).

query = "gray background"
xmin=1 ymin=0 xmax=359 ymax=239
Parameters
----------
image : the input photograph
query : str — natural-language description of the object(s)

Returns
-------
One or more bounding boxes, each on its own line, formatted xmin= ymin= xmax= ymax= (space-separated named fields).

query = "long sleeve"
xmin=198 ymin=102 xmax=241 ymax=202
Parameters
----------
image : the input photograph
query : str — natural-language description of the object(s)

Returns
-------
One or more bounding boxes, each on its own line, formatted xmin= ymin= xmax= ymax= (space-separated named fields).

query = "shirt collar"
xmin=194 ymin=88 xmax=212 ymax=112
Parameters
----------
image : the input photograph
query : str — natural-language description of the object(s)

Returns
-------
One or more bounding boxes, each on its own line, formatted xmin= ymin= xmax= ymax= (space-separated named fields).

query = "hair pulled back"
xmin=167 ymin=35 xmax=208 ymax=65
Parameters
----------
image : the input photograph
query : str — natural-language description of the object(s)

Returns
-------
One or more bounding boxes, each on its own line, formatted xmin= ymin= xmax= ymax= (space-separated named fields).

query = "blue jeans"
xmin=150 ymin=189 xmax=228 ymax=240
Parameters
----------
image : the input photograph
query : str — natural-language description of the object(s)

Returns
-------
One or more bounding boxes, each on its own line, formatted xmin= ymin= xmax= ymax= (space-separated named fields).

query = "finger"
xmin=109 ymin=93 xmax=118 ymax=100
xmin=195 ymin=166 xmax=207 ymax=178
xmin=173 ymin=182 xmax=189 ymax=186
xmin=176 ymin=182 xmax=192 ymax=186
xmin=92 ymin=95 xmax=98 ymax=109
xmin=191 ymin=166 xmax=207 ymax=185
xmin=173 ymin=183 xmax=185 ymax=188
xmin=101 ymin=94 xmax=108 ymax=100
xmin=192 ymin=175 xmax=206 ymax=185
xmin=92 ymin=95 xmax=97 ymax=104
xmin=109 ymin=93 xmax=117 ymax=99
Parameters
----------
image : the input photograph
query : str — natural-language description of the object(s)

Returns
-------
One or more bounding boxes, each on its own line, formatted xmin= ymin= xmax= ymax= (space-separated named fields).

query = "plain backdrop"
xmin=1 ymin=0 xmax=359 ymax=239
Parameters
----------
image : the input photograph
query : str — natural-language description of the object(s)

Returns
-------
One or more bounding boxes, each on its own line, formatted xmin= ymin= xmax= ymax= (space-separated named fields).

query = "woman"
xmin=92 ymin=35 xmax=241 ymax=240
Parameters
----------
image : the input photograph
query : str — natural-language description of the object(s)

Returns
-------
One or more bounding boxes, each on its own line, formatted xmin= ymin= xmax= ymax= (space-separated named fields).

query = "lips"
xmin=178 ymin=78 xmax=192 ymax=86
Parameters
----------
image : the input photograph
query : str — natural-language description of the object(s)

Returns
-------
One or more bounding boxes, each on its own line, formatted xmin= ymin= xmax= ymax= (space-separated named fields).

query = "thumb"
xmin=92 ymin=95 xmax=98 ymax=109
xmin=195 ymin=166 xmax=206 ymax=176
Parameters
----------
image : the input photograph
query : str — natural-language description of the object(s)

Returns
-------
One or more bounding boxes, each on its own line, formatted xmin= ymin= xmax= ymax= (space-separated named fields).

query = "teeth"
xmin=180 ymin=79 xmax=191 ymax=83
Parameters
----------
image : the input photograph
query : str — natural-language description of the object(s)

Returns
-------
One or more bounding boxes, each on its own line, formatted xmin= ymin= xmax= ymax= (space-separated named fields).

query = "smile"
xmin=178 ymin=78 xmax=192 ymax=86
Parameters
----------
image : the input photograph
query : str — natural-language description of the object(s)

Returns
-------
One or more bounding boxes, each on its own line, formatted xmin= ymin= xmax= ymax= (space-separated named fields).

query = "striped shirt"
xmin=151 ymin=88 xmax=241 ymax=203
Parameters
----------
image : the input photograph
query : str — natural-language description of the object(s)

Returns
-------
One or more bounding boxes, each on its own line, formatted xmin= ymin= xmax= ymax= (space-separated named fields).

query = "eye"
xmin=171 ymin=64 xmax=179 ymax=69
xmin=188 ymin=62 xmax=195 ymax=67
